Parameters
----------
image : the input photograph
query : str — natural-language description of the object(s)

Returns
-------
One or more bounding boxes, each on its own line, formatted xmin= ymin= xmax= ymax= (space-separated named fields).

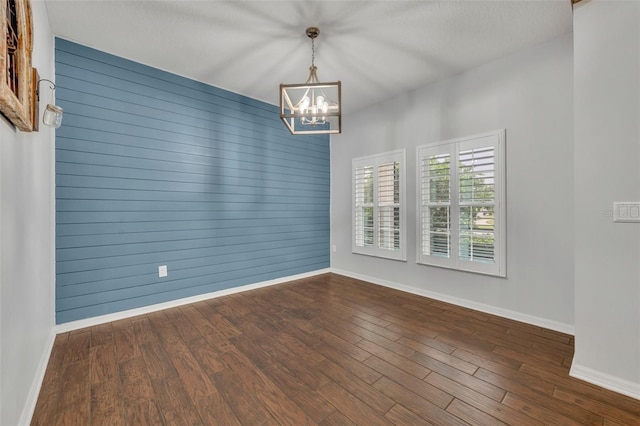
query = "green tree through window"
xmin=418 ymin=130 xmax=505 ymax=276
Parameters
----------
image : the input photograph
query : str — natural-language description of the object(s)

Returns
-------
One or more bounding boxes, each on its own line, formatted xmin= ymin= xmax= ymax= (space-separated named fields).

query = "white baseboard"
xmin=331 ymin=268 xmax=575 ymax=335
xmin=20 ymin=329 xmax=56 ymax=426
xmin=54 ymin=268 xmax=330 ymax=333
xmin=570 ymin=363 xmax=640 ymax=401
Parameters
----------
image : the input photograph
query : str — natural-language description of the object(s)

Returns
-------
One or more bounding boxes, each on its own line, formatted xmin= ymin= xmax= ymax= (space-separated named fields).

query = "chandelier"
xmin=280 ymin=27 xmax=341 ymax=135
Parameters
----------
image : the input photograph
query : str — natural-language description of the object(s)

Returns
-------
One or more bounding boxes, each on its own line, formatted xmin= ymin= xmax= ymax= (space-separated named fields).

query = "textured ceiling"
xmin=44 ymin=0 xmax=573 ymax=114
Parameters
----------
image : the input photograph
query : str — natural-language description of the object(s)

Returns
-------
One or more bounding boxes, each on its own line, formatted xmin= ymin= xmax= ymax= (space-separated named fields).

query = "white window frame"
xmin=352 ymin=149 xmax=406 ymax=261
xmin=417 ymin=130 xmax=506 ymax=276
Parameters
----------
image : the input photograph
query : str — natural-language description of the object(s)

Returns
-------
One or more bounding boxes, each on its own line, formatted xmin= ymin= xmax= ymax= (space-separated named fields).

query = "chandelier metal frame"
xmin=280 ymin=27 xmax=342 ymax=135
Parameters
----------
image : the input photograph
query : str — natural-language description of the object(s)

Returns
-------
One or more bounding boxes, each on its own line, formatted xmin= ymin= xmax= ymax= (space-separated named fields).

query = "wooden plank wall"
xmin=54 ymin=39 xmax=330 ymax=324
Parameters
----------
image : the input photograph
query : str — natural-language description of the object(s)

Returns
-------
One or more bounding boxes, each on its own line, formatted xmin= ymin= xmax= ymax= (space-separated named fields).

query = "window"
xmin=353 ymin=150 xmax=406 ymax=261
xmin=417 ymin=130 xmax=505 ymax=276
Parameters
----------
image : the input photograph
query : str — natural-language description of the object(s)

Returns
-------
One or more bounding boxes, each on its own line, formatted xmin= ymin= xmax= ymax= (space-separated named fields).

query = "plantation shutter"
xmin=378 ymin=161 xmax=401 ymax=251
xmin=352 ymin=150 xmax=406 ymax=261
xmin=458 ymin=144 xmax=496 ymax=264
xmin=419 ymin=147 xmax=452 ymax=260
xmin=354 ymin=165 xmax=374 ymax=248
xmin=417 ymin=130 xmax=505 ymax=276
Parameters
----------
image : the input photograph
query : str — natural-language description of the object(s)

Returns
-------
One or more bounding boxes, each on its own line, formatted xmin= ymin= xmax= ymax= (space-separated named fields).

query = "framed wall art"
xmin=0 ymin=0 xmax=35 ymax=131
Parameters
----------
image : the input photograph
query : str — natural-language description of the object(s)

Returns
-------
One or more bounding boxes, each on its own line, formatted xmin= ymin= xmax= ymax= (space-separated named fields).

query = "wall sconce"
xmin=36 ymin=79 xmax=63 ymax=129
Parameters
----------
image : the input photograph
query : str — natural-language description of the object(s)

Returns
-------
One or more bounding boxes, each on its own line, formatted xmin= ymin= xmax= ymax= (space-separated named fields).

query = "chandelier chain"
xmin=311 ymin=37 xmax=315 ymax=68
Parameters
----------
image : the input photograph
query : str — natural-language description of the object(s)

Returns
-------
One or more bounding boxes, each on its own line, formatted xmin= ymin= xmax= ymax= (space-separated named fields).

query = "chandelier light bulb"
xmin=301 ymin=96 xmax=310 ymax=109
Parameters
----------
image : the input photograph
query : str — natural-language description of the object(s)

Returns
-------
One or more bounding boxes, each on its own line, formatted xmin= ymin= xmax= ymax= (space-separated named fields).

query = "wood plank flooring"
xmin=32 ymin=273 xmax=640 ymax=425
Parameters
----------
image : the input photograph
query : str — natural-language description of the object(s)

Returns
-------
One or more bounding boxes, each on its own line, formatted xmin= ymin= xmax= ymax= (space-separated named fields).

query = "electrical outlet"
xmin=332 ymin=245 xmax=337 ymax=252
xmin=158 ymin=265 xmax=168 ymax=278
xmin=613 ymin=202 xmax=640 ymax=223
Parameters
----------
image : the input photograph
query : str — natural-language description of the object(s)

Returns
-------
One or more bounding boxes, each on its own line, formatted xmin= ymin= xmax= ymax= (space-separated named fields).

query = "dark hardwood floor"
xmin=32 ymin=273 xmax=640 ymax=425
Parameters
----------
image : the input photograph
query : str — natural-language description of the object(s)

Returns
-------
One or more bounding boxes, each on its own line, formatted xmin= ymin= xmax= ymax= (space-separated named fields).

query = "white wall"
xmin=0 ymin=1 xmax=56 ymax=424
xmin=572 ymin=0 xmax=640 ymax=399
xmin=331 ymin=33 xmax=574 ymax=332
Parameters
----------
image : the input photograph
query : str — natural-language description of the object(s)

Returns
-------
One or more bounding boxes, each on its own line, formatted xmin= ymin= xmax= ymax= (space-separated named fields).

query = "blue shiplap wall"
xmin=55 ymin=39 xmax=330 ymax=324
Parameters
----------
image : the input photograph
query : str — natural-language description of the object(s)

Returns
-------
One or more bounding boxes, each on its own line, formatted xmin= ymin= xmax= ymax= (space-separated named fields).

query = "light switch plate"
xmin=613 ymin=202 xmax=640 ymax=223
